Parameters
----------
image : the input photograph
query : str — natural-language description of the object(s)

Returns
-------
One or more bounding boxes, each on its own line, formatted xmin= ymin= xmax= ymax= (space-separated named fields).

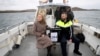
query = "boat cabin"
xmin=37 ymin=3 xmax=71 ymax=27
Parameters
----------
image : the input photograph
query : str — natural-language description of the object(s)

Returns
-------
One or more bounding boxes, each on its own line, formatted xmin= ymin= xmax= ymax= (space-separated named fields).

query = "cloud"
xmin=0 ymin=0 xmax=39 ymax=10
xmin=0 ymin=0 xmax=99 ymax=10
xmin=69 ymin=0 xmax=100 ymax=9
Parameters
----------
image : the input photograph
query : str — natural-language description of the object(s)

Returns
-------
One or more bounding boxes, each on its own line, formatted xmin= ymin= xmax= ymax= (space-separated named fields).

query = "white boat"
xmin=0 ymin=2 xmax=100 ymax=56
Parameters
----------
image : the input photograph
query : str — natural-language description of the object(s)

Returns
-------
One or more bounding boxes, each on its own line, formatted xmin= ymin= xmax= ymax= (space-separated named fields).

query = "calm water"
xmin=0 ymin=11 xmax=100 ymax=31
xmin=74 ymin=11 xmax=100 ymax=28
xmin=0 ymin=12 xmax=35 ymax=30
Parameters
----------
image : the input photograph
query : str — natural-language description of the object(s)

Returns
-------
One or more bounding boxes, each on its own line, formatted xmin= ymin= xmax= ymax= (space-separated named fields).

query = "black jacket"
xmin=57 ymin=20 xmax=72 ymax=42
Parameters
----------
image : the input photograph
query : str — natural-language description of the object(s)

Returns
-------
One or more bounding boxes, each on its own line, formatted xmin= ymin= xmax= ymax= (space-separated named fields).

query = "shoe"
xmin=13 ymin=44 xmax=20 ymax=49
xmin=73 ymin=50 xmax=82 ymax=56
xmin=47 ymin=53 xmax=52 ymax=56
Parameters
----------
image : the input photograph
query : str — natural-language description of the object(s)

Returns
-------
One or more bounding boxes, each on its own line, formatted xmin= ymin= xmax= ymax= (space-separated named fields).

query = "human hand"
xmin=42 ymin=34 xmax=45 ymax=37
xmin=69 ymin=38 xmax=72 ymax=42
xmin=68 ymin=38 xmax=72 ymax=45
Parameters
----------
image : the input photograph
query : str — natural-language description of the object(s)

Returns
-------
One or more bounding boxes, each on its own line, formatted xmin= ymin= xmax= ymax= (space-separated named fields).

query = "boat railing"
xmin=0 ymin=20 xmax=32 ymax=43
xmin=0 ymin=21 xmax=31 ymax=56
xmin=0 ymin=21 xmax=28 ymax=34
xmin=81 ymin=23 xmax=100 ymax=38
xmin=77 ymin=21 xmax=100 ymax=38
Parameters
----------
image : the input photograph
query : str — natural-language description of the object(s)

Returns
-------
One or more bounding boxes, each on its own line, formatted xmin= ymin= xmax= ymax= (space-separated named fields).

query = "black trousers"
xmin=47 ymin=45 xmax=52 ymax=56
xmin=60 ymin=35 xmax=80 ymax=56
xmin=60 ymin=42 xmax=67 ymax=56
xmin=72 ymin=35 xmax=80 ymax=51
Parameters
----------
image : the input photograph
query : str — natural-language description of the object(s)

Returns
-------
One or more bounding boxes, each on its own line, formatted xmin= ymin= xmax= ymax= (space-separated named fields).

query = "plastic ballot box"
xmin=46 ymin=27 xmax=61 ymax=42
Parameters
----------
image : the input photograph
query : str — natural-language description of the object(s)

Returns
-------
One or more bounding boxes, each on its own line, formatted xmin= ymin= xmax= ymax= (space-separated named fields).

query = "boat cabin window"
xmin=46 ymin=8 xmax=52 ymax=15
xmin=37 ymin=6 xmax=72 ymax=27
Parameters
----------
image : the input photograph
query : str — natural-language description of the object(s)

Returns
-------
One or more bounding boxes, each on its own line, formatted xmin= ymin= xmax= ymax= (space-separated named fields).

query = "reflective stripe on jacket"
xmin=56 ymin=20 xmax=73 ymax=41
xmin=56 ymin=20 xmax=72 ymax=28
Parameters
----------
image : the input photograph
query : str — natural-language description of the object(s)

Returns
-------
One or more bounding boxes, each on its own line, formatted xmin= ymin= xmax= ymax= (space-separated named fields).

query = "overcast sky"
xmin=0 ymin=0 xmax=99 ymax=10
xmin=33 ymin=0 xmax=100 ymax=9
xmin=67 ymin=0 xmax=100 ymax=9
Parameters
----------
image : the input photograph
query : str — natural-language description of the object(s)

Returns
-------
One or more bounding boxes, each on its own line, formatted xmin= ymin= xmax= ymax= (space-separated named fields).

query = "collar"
xmin=61 ymin=19 xmax=68 ymax=24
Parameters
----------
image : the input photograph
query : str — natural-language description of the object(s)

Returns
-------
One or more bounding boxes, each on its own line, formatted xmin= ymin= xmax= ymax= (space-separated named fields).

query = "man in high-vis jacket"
xmin=56 ymin=12 xmax=82 ymax=56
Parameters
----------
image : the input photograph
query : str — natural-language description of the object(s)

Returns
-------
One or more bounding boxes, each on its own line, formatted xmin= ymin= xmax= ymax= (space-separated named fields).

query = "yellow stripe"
xmin=56 ymin=20 xmax=72 ymax=28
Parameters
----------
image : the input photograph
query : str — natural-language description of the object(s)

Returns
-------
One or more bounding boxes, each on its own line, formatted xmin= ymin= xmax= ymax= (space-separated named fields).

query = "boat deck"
xmin=8 ymin=35 xmax=96 ymax=56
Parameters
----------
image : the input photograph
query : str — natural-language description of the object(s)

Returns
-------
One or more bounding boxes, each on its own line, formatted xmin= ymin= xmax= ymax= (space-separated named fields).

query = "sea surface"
xmin=74 ymin=11 xmax=100 ymax=28
xmin=0 ymin=11 xmax=100 ymax=33
xmin=0 ymin=12 xmax=35 ymax=30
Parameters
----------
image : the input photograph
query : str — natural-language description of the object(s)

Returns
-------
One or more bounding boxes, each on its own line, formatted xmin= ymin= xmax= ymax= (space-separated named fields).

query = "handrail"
xmin=0 ymin=38 xmax=12 ymax=49
xmin=78 ymin=21 xmax=100 ymax=33
xmin=0 ymin=21 xmax=27 ymax=34
xmin=0 ymin=21 xmax=29 ymax=49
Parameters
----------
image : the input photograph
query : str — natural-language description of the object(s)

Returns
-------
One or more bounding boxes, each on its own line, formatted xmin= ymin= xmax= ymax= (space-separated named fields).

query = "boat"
xmin=0 ymin=0 xmax=100 ymax=56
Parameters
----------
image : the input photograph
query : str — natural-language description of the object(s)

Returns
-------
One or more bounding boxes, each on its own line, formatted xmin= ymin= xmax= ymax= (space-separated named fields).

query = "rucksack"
xmin=76 ymin=33 xmax=85 ymax=43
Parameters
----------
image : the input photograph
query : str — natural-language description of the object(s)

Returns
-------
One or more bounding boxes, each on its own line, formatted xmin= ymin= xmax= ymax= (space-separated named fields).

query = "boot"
xmin=73 ymin=50 xmax=82 ymax=56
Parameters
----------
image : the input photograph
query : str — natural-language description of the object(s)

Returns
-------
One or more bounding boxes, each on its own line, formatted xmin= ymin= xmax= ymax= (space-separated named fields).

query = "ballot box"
xmin=46 ymin=27 xmax=61 ymax=42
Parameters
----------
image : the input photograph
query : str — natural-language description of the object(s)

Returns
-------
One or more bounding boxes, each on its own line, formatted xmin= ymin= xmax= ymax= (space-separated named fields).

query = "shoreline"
xmin=0 ymin=10 xmax=99 ymax=13
xmin=72 ymin=10 xmax=100 ymax=11
xmin=0 ymin=9 xmax=36 ymax=13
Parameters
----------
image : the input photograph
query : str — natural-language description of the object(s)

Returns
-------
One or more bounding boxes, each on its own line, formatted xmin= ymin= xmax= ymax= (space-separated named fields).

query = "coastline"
xmin=0 ymin=9 xmax=36 ymax=13
xmin=72 ymin=10 xmax=100 ymax=11
xmin=72 ymin=7 xmax=100 ymax=11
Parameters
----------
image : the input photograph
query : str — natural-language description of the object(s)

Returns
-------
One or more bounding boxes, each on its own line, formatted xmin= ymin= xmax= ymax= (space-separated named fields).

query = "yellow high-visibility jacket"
xmin=56 ymin=20 xmax=72 ymax=28
xmin=56 ymin=20 xmax=73 ymax=40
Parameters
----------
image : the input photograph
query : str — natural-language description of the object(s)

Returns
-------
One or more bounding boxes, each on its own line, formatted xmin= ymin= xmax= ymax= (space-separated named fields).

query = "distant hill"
xmin=0 ymin=9 xmax=36 ymax=13
xmin=72 ymin=7 xmax=100 ymax=11
xmin=0 ymin=7 xmax=99 ymax=13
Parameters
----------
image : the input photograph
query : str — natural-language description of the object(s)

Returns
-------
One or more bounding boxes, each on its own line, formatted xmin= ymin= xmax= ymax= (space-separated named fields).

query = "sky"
xmin=0 ymin=0 xmax=100 ymax=10
xmin=68 ymin=0 xmax=100 ymax=9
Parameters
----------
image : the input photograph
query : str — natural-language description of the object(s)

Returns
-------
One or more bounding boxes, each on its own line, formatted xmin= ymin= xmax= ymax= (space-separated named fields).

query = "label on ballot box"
xmin=50 ymin=32 xmax=58 ymax=42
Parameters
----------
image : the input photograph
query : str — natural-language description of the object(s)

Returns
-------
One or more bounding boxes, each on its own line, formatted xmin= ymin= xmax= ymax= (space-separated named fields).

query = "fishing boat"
xmin=0 ymin=0 xmax=100 ymax=56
